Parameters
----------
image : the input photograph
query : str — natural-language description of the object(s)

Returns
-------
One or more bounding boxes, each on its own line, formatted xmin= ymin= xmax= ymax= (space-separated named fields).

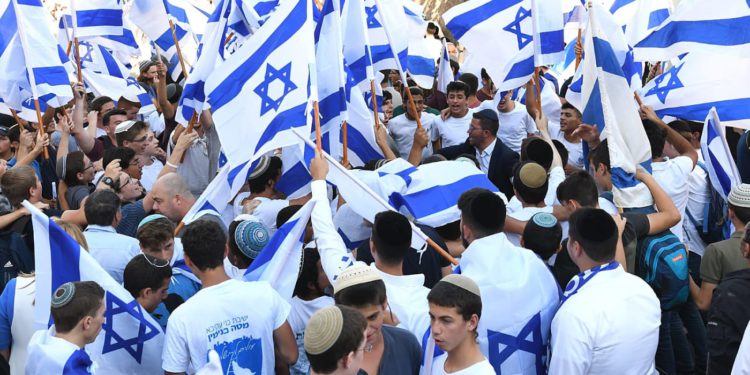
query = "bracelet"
xmin=166 ymin=161 xmax=180 ymax=169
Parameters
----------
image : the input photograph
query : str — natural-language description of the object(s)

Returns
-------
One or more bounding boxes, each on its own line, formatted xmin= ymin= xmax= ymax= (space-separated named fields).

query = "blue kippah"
xmin=138 ymin=214 xmax=168 ymax=229
xmin=531 ymin=212 xmax=558 ymax=228
xmin=234 ymin=220 xmax=270 ymax=259
xmin=51 ymin=282 xmax=76 ymax=308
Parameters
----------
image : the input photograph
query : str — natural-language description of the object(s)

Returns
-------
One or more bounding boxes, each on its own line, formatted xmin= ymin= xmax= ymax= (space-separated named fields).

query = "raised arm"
xmin=635 ymin=169 xmax=681 ymax=234
xmin=70 ymin=83 xmax=96 ymax=154
xmin=641 ymin=104 xmax=697 ymax=167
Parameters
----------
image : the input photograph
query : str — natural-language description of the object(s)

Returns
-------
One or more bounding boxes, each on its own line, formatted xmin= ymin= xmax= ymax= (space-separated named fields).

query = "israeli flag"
xmin=182 ymin=165 xmax=234 ymax=227
xmin=531 ymin=0 xmax=564 ymax=66
xmin=58 ymin=15 xmax=140 ymax=68
xmin=701 ymin=107 xmax=741 ymax=201
xmin=244 ymin=200 xmax=314 ymax=298
xmin=24 ymin=201 xmax=164 ymax=373
xmin=623 ymin=0 xmax=672 ymax=47
xmin=364 ymin=0 xmax=409 ymax=76
xmin=342 ymin=63 xmax=383 ymax=167
xmin=176 ymin=0 xmax=230 ymax=125
xmin=341 ymin=0 xmax=375 ymax=88
xmin=70 ymin=0 xmax=123 ymax=38
xmin=227 ymin=0 xmax=280 ymax=37
xmin=0 ymin=0 xmax=73 ymax=114
xmin=205 ymin=0 xmax=314 ymax=169
xmin=405 ymin=38 xmax=436 ymax=89
xmin=436 ymin=39 xmax=453 ymax=93
xmin=639 ymin=52 xmax=750 ymax=130
xmin=606 ymin=0 xmax=637 ymax=26
xmin=276 ymin=144 xmax=312 ymax=199
xmin=582 ymin=2 xmax=652 ymax=208
xmin=163 ymin=0 xmax=213 ymax=42
xmin=634 ymin=0 xmax=750 ymax=61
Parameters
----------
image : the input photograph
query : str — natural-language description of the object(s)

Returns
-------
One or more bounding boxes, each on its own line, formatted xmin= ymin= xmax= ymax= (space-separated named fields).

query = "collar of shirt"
xmin=372 ymin=265 xmax=425 ymax=288
xmin=476 ymin=138 xmax=496 ymax=172
xmin=476 ymin=138 xmax=496 ymax=158
xmin=84 ymin=224 xmax=116 ymax=233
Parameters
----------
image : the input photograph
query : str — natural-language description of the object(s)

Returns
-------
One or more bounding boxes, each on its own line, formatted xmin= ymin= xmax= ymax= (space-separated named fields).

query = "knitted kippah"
xmin=729 ymin=184 xmax=750 ymax=208
xmin=304 ymin=306 xmax=344 ymax=355
xmin=248 ymin=156 xmax=271 ymax=181
xmin=518 ymin=162 xmax=547 ymax=189
xmin=234 ymin=220 xmax=270 ymax=259
xmin=531 ymin=212 xmax=558 ymax=228
xmin=51 ymin=282 xmax=76 ymax=308
xmin=333 ymin=264 xmax=381 ymax=294
xmin=439 ymin=274 xmax=481 ymax=297
xmin=138 ymin=214 xmax=168 ymax=229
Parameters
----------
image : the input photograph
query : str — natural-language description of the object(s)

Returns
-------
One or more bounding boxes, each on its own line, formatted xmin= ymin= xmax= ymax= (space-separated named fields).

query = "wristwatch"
xmin=101 ymin=176 xmax=115 ymax=188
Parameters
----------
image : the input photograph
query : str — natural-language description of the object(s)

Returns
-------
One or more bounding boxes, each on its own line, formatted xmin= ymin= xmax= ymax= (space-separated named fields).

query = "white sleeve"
xmin=162 ymin=314 xmax=190 ymax=373
xmin=545 ymin=166 xmax=566 ymax=206
xmin=548 ymin=312 xmax=593 ymax=375
xmin=145 ymin=112 xmax=166 ymax=137
xmin=266 ymin=283 xmax=292 ymax=329
xmin=310 ymin=180 xmax=356 ymax=284
xmin=525 ymin=113 xmax=538 ymax=134
xmin=675 ymin=155 xmax=695 ymax=176
xmin=733 ymin=324 xmax=750 ymax=374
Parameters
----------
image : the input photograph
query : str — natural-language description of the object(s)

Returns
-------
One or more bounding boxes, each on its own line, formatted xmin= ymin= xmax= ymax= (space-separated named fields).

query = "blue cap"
xmin=531 ymin=212 xmax=558 ymax=228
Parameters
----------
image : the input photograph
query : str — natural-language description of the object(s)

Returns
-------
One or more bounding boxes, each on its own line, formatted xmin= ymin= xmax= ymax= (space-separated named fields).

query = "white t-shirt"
xmin=554 ymin=133 xmax=585 ymax=170
xmin=162 ymin=279 xmax=291 ymax=375
xmin=507 ymin=206 xmax=551 ymax=246
xmin=478 ymin=101 xmax=536 ymax=153
xmin=434 ymin=109 xmax=474 ymax=148
xmin=732 ymin=323 xmax=750 ymax=374
xmin=549 ymin=267 xmax=660 ymax=374
xmin=375 ymin=267 xmax=430 ymax=341
xmin=233 ymin=194 xmax=290 ymax=236
xmin=388 ymin=112 xmax=439 ymax=160
xmin=288 ymin=296 xmax=334 ymax=375
xmin=684 ymin=152 xmax=709 ymax=256
xmin=432 ymin=355 xmax=496 ymax=375
xmin=652 ymin=156 xmax=694 ymax=243
xmin=140 ymin=158 xmax=164 ymax=192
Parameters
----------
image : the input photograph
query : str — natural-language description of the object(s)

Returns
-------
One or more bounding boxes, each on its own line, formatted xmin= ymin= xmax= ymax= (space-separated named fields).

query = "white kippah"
xmin=333 ymin=264 xmax=381 ymax=294
xmin=728 ymin=184 xmax=750 ymax=208
xmin=114 ymin=120 xmax=137 ymax=134
xmin=439 ymin=274 xmax=481 ymax=297
xmin=304 ymin=306 xmax=344 ymax=355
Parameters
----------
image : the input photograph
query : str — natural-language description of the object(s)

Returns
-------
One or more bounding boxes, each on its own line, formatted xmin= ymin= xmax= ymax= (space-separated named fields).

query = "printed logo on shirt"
xmin=206 ymin=315 xmax=263 ymax=374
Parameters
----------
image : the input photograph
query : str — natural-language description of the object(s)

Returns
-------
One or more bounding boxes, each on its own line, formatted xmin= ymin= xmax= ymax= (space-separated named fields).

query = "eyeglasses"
xmin=131 ymin=135 xmax=149 ymax=143
xmin=83 ymin=163 xmax=94 ymax=171
xmin=0 ymin=126 xmax=9 ymax=136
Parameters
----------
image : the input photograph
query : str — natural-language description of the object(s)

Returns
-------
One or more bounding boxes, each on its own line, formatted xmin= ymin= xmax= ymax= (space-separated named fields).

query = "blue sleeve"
xmin=0 ymin=279 xmax=17 ymax=350
xmin=117 ymin=200 xmax=147 ymax=237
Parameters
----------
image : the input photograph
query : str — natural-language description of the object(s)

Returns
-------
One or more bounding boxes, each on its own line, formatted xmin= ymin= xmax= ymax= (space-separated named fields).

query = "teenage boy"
xmin=304 ymin=305 xmax=368 ymax=375
xmin=123 ymin=253 xmax=173 ymax=328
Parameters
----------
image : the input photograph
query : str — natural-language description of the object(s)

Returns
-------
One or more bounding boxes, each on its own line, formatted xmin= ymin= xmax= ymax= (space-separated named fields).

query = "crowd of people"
xmin=0 ymin=16 xmax=749 ymax=375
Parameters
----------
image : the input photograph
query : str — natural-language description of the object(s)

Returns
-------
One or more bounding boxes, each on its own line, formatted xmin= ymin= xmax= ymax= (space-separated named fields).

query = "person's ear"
xmin=743 ymin=242 xmax=750 ymax=258
xmin=82 ymin=315 xmax=93 ymax=331
xmin=468 ymin=314 xmax=479 ymax=332
xmin=341 ymin=351 xmax=356 ymax=369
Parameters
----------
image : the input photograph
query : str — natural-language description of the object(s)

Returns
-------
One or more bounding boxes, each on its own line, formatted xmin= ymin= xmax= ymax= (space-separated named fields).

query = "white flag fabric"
xmin=163 ymin=0 xmax=213 ymax=41
xmin=182 ymin=165 xmax=233 ymax=227
xmin=436 ymin=39 xmax=453 ymax=93
xmin=700 ymin=107 xmax=741 ymax=201
xmin=24 ymin=201 xmax=164 ymax=374
xmin=341 ymin=0 xmax=375 ymax=88
xmin=623 ymin=0 xmax=672 ymax=47
xmin=582 ymin=3 xmax=652 ymax=208
xmin=531 ymin=0 xmax=564 ymax=66
xmin=70 ymin=0 xmax=123 ymax=38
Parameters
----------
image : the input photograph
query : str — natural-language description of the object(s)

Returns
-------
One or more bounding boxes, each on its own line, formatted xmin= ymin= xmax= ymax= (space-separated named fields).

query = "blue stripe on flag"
xmin=227 ymin=159 xmax=252 ymax=188
xmin=611 ymin=167 xmax=640 ymax=188
xmin=49 ymin=218 xmax=82 ymax=296
xmin=245 ymin=216 xmax=304 ymax=277
xmin=446 ymin=0 xmax=524 ymax=41
xmin=0 ymin=4 xmax=18 ymax=57
xmin=76 ymin=9 xmax=122 ymax=28
xmin=647 ymin=9 xmax=669 ymax=29
xmin=654 ymin=98 xmax=750 ymax=123
xmin=100 ymin=46 xmax=125 ymax=78
xmin=345 ymin=124 xmax=382 ymax=164
xmin=387 ymin=174 xmax=497 ymax=219
xmin=504 ymin=54 xmax=534 ymax=81
xmin=609 ymin=0 xmax=634 ymax=13
xmin=407 ymin=55 xmax=435 ymax=76
xmin=370 ymin=44 xmax=395 ymax=64
xmin=155 ymin=26 xmax=188 ymax=52
xmin=165 ymin=2 xmax=189 ymax=23
xmin=539 ymin=30 xmax=564 ymax=54
xmin=255 ymin=0 xmax=278 ymax=16
xmin=32 ymin=66 xmax=70 ymax=86
xmin=707 ymin=118 xmax=733 ymax=196
xmin=583 ymin=81 xmax=605 ymax=134
xmin=337 ymin=228 xmax=364 ymax=249
xmin=637 ymin=16 xmax=750 ymax=48
xmin=276 ymin=161 xmax=311 ymax=196
xmin=209 ymin=0 xmax=306 ymax=111
xmin=16 ymin=0 xmax=41 ymax=5
xmin=318 ymin=89 xmax=347 ymax=124
xmin=255 ymin=103 xmax=308 ymax=153
xmin=593 ymin=37 xmax=625 ymax=77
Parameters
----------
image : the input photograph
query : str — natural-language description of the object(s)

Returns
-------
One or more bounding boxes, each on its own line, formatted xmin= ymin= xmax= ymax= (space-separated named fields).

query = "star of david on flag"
xmin=488 ymin=313 xmax=546 ymax=374
xmin=365 ymin=5 xmax=381 ymax=28
xmin=254 ymin=62 xmax=298 ymax=116
xmin=24 ymin=201 xmax=164 ymax=373
xmin=503 ymin=6 xmax=531 ymax=49
xmin=644 ymin=62 xmax=684 ymax=104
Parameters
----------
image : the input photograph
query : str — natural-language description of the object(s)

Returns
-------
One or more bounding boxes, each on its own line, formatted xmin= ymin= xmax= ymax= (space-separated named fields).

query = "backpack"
xmin=686 ymin=161 xmax=731 ymax=244
xmin=635 ymin=231 xmax=689 ymax=311
xmin=0 ymin=218 xmax=34 ymax=292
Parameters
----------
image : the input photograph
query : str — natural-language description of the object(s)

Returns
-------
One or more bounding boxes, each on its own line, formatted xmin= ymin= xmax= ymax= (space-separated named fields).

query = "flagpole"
xmin=174 ymin=221 xmax=184 ymax=236
xmin=70 ymin=0 xmax=83 ymax=83
xmin=223 ymin=31 xmax=234 ymax=49
xmin=533 ymin=68 xmax=542 ymax=115
xmin=575 ymin=28 xmax=582 ymax=70
xmin=61 ymin=14 xmax=73 ymax=56
xmin=634 ymin=92 xmax=643 ymax=106
xmin=370 ymin=80 xmax=381 ymax=130
xmin=168 ymin=20 xmax=189 ymax=80
xmin=310 ymin=64 xmax=323 ymax=152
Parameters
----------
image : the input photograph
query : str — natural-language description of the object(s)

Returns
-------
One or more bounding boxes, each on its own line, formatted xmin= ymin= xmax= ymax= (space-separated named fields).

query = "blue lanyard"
xmin=560 ymin=261 xmax=619 ymax=305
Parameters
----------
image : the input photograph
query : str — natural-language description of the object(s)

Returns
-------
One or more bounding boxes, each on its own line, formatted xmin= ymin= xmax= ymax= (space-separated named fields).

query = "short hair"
xmin=115 ymin=120 xmax=149 ymax=146
xmin=522 ymin=214 xmax=562 ymax=261
xmin=421 ymin=154 xmax=448 ymax=165
xmin=371 ymin=211 xmax=411 ymax=266
xmin=103 ymin=147 xmax=137 ymax=172
xmin=123 ymin=254 xmax=172 ymax=299
xmin=568 ymin=208 xmax=618 ymax=262
xmin=137 ymin=217 xmax=175 ymax=252
xmin=276 ymin=204 xmax=302 ymax=228
xmin=51 ymin=281 xmax=104 ymax=333
xmin=588 ymin=140 xmax=610 ymax=171
xmin=90 ymin=96 xmax=113 ymax=112
xmin=182 ymin=220 xmax=227 ymax=271
xmin=1 ymin=165 xmax=37 ymax=207
xmin=472 ymin=112 xmax=499 ymax=136
xmin=458 ymin=73 xmax=478 ymax=96
xmin=521 ymin=138 xmax=553 ymax=171
xmin=102 ymin=109 xmax=127 ymax=127
xmin=730 ymin=203 xmax=750 ymax=224
xmin=63 ymin=151 xmax=87 ymax=186
xmin=293 ymin=247 xmax=323 ymax=298
xmin=382 ymin=90 xmax=393 ymax=103
xmin=457 ymin=189 xmax=505 ymax=237
xmin=84 ymin=189 xmax=121 ymax=226
xmin=560 ymin=102 xmax=582 ymax=118
xmin=248 ymin=156 xmax=283 ymax=194
xmin=447 ymin=80 xmax=470 ymax=98
xmin=556 ymin=170 xmax=599 ymax=207
xmin=306 ymin=305 xmax=367 ymax=374
xmin=334 ymin=279 xmax=387 ymax=308
xmin=643 ymin=119 xmax=667 ymax=158
xmin=552 ymin=139 xmax=569 ymax=167
xmin=427 ymin=279 xmax=482 ymax=322
xmin=512 ymin=162 xmax=549 ymax=205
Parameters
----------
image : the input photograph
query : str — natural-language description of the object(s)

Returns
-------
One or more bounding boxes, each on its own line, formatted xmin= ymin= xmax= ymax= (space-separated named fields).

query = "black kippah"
xmin=469 ymin=192 xmax=505 ymax=231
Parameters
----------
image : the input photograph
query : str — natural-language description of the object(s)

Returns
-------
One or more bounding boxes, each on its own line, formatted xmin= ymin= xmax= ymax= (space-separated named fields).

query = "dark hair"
xmin=407 ymin=86 xmax=424 ymax=99
xmin=306 ymin=305 xmax=367 ymax=374
xmin=512 ymin=162 xmax=548 ymax=205
xmin=277 ymin=204 xmax=302 ymax=228
xmin=103 ymin=147 xmax=137 ymax=172
xmin=382 ymin=90 xmax=392 ymax=103
xmin=137 ymin=217 xmax=175 ymax=253
xmin=522 ymin=214 xmax=562 ymax=261
xmin=472 ymin=113 xmax=499 ymax=136
xmin=335 ymin=280 xmax=387 ymax=308
xmin=588 ymin=140 xmax=610 ymax=171
xmin=449 ymin=59 xmax=460 ymax=76
xmin=560 ymin=76 xmax=574 ymax=98
xmin=182 ymin=220 xmax=227 ymax=271
xmin=480 ymin=68 xmax=490 ymax=81
xmin=102 ymin=109 xmax=127 ymax=127
xmin=446 ymin=81 xmax=470 ymax=98
xmin=123 ymin=254 xmax=172 ymax=299
xmin=457 ymin=189 xmax=505 ymax=237
xmin=1 ymin=165 xmax=36 ymax=207
xmin=51 ymin=281 xmax=104 ymax=333
xmin=227 ymin=219 xmax=254 ymax=267
xmin=248 ymin=156 xmax=283 ymax=194
xmin=421 ymin=154 xmax=448 ymax=165
xmin=730 ymin=203 xmax=750 ymax=224
xmin=521 ymin=138 xmax=553 ymax=171
xmin=427 ymin=280 xmax=482 ymax=322
xmin=552 ymin=139 xmax=569 ymax=167
xmin=90 ymin=96 xmax=113 ymax=113
xmin=84 ymin=189 xmax=121 ymax=226
xmin=560 ymin=102 xmax=581 ymax=118
xmin=293 ymin=247 xmax=323 ymax=299
xmin=115 ymin=120 xmax=149 ymax=147
xmin=568 ymin=208 xmax=618 ymax=262
xmin=7 ymin=125 xmax=20 ymax=144
xmin=371 ymin=211 xmax=411 ymax=266
xmin=63 ymin=151 xmax=87 ymax=186
xmin=643 ymin=119 xmax=666 ymax=158
xmin=457 ymin=73 xmax=478 ymax=96
xmin=556 ymin=170 xmax=599 ymax=208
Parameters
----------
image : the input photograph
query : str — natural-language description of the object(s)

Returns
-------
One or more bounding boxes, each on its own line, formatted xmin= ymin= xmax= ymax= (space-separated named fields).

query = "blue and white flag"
xmin=244 ymin=200 xmax=314 ymax=298
xmin=176 ymin=0 xmax=229 ymax=125
xmin=163 ymin=0 xmax=213 ymax=41
xmin=436 ymin=39 xmax=453 ymax=93
xmin=342 ymin=64 xmax=383 ymax=167
xmin=366 ymin=0 xmax=409 ymax=77
xmin=582 ymin=2 xmax=652 ymax=208
xmin=227 ymin=0 xmax=280 ymax=37
xmin=70 ymin=0 xmax=123 ymax=38
xmin=531 ymin=0 xmax=564 ymax=66
xmin=24 ymin=201 xmax=163 ymax=373
xmin=0 ymin=0 xmax=73 ymax=115
xmin=182 ymin=165 xmax=234 ymax=227
xmin=341 ymin=0 xmax=375 ymax=88
xmin=639 ymin=52 xmax=750 ymax=130
xmin=606 ymin=0 xmax=637 ymax=26
xmin=701 ymin=107 xmax=740 ymax=201
xmin=623 ymin=0 xmax=672 ymax=47
xmin=633 ymin=0 xmax=750 ymax=61
xmin=405 ymin=38 xmax=436 ymax=89
xmin=205 ymin=0 xmax=314 ymax=169
xmin=277 ymin=144 xmax=312 ymax=199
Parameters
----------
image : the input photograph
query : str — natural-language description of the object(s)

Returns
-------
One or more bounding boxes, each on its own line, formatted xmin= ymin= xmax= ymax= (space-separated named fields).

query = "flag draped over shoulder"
xmin=24 ymin=201 xmax=163 ymax=374
xmin=582 ymin=3 xmax=652 ymax=208
xmin=701 ymin=108 xmax=741 ymax=201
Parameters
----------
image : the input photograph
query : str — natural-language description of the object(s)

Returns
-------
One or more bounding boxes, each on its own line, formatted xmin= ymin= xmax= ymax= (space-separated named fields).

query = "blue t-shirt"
xmin=150 ymin=273 xmax=200 ymax=330
xmin=0 ymin=278 xmax=16 ymax=350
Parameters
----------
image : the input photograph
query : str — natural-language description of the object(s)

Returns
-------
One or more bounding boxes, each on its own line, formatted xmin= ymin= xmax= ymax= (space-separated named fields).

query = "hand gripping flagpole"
xmin=12 ymin=0 xmax=49 ymax=159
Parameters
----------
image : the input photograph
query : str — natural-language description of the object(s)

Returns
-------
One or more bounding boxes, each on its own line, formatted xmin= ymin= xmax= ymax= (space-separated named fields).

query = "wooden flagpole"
xmin=370 ymin=80 xmax=381 ymax=130
xmin=341 ymin=120 xmax=349 ymax=165
xmin=168 ymin=20 xmax=189 ymax=80
xmin=574 ymin=28 xmax=582 ymax=70
xmin=533 ymin=68 xmax=542 ymax=115
xmin=32 ymin=100 xmax=49 ymax=160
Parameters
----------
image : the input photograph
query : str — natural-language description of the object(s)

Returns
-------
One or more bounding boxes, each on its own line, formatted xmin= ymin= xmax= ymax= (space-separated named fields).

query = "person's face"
xmin=589 ymin=162 xmax=611 ymax=191
xmin=118 ymin=172 xmax=144 ymax=201
xmin=98 ymin=102 xmax=115 ymax=120
xmin=29 ymin=176 xmax=42 ymax=203
xmin=144 ymin=66 xmax=159 ymax=83
xmin=497 ymin=91 xmax=514 ymax=112
xmin=144 ymin=131 xmax=159 ymax=156
xmin=84 ymin=300 xmax=106 ymax=343
xmin=151 ymin=183 xmax=180 ymax=222
xmin=382 ymin=99 xmax=394 ymax=119
xmin=345 ymin=334 xmax=367 ymax=374
xmin=0 ymin=135 xmax=11 ymax=155
xmin=467 ymin=118 xmax=487 ymax=147
xmin=447 ymin=43 xmax=458 ymax=58
xmin=142 ymin=277 xmax=170 ymax=313
xmin=107 ymin=114 xmax=128 ymax=134
xmin=388 ymin=70 xmax=400 ymax=84
xmin=447 ymin=91 xmax=468 ymax=116
xmin=407 ymin=95 xmax=424 ymax=119
xmin=559 ymin=109 xmax=582 ymax=133
xmin=429 ymin=303 xmax=477 ymax=353
xmin=126 ymin=157 xmax=143 ymax=180
xmin=78 ymin=155 xmax=96 ymax=184
xmin=119 ymin=104 xmax=139 ymax=120
xmin=126 ymin=130 xmax=150 ymax=155
xmin=354 ymin=303 xmax=386 ymax=346
xmin=142 ymin=238 xmax=175 ymax=262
